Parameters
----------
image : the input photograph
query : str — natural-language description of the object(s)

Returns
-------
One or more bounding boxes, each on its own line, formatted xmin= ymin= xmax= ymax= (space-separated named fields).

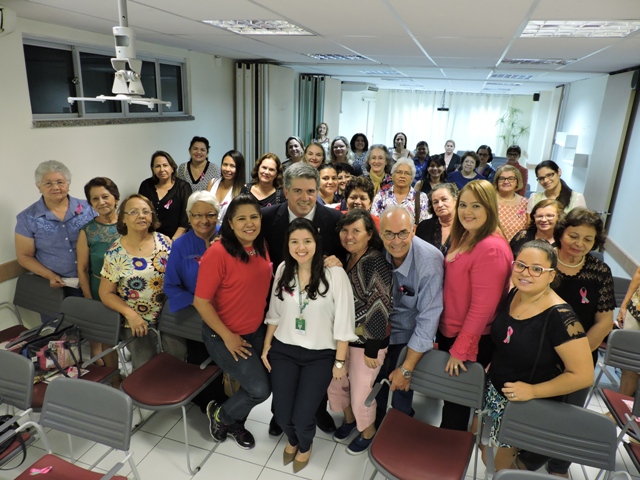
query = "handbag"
xmin=0 ymin=415 xmax=27 ymax=469
xmin=21 ymin=325 xmax=82 ymax=379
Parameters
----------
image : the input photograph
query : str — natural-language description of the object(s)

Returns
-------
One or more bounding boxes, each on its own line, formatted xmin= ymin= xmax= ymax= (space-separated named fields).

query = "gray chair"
xmin=614 ymin=276 xmax=632 ymax=309
xmin=11 ymin=377 xmax=141 ymax=479
xmin=488 ymin=399 xmax=618 ymax=480
xmin=365 ymin=348 xmax=486 ymax=480
xmin=120 ymin=304 xmax=221 ymax=475
xmin=0 ymin=350 xmax=35 ymax=468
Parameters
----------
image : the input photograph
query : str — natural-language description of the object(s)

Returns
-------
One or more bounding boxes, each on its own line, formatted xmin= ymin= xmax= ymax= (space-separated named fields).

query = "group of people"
xmin=14 ymin=123 xmax=616 ymax=476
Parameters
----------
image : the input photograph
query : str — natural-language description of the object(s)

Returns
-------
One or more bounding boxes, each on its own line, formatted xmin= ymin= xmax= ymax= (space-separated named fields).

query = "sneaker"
xmin=332 ymin=421 xmax=357 ymax=443
xmin=206 ymin=401 xmax=228 ymax=442
xmin=227 ymin=421 xmax=256 ymax=449
xmin=346 ymin=434 xmax=373 ymax=455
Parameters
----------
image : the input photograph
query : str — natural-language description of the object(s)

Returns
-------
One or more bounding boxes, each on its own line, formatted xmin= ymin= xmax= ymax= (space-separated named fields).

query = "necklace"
xmin=557 ymin=256 xmax=585 ymax=268
xmin=498 ymin=195 xmax=520 ymax=205
xmin=513 ymin=288 xmax=549 ymax=319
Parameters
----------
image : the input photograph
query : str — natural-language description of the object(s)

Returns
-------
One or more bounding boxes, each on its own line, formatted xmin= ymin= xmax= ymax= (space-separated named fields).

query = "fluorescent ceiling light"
xmin=306 ymin=54 xmax=367 ymax=60
xmin=485 ymin=82 xmax=522 ymax=87
xmin=502 ymin=58 xmax=574 ymax=66
xmin=521 ymin=20 xmax=640 ymax=38
xmin=360 ymin=70 xmax=399 ymax=75
xmin=490 ymin=73 xmax=534 ymax=80
xmin=202 ymin=20 xmax=313 ymax=35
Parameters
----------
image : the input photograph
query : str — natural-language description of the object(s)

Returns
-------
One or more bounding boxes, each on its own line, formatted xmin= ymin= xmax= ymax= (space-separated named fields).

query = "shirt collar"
xmin=288 ymin=205 xmax=317 ymax=222
xmin=385 ymin=239 xmax=415 ymax=277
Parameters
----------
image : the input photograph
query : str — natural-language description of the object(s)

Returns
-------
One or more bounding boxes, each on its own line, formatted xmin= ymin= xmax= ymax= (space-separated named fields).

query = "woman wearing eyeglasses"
xmin=472 ymin=240 xmax=593 ymax=471
xmin=527 ymin=160 xmax=586 ymax=214
xmin=475 ymin=145 xmax=496 ymax=183
xmin=493 ymin=165 xmax=529 ymax=242
xmin=100 ymin=194 xmax=186 ymax=370
xmin=437 ymin=180 xmax=513 ymax=431
xmin=509 ymin=199 xmax=563 ymax=256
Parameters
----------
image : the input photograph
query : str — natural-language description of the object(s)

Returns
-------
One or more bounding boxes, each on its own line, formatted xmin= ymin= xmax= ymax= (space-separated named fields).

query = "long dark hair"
xmin=275 ymin=218 xmax=329 ymax=300
xmin=219 ymin=194 xmax=267 ymax=263
xmin=535 ymin=160 xmax=574 ymax=210
xmin=150 ymin=151 xmax=178 ymax=184
xmin=220 ymin=150 xmax=246 ymax=198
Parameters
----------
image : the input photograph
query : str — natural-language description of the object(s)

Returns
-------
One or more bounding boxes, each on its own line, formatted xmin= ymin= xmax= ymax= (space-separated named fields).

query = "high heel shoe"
xmin=283 ymin=444 xmax=298 ymax=466
xmin=293 ymin=446 xmax=312 ymax=473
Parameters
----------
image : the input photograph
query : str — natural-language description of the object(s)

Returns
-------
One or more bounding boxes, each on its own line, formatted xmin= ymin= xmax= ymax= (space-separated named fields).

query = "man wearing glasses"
xmin=374 ymin=205 xmax=444 ymax=425
xmin=506 ymin=145 xmax=528 ymax=196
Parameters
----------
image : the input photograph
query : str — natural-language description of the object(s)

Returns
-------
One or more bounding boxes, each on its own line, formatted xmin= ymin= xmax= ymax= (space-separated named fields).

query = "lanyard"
xmin=297 ymin=274 xmax=309 ymax=319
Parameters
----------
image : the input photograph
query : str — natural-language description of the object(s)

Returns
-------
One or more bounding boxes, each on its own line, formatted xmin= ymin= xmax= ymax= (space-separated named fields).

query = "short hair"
xmin=423 ymin=155 xmax=448 ymax=184
xmin=364 ymin=144 xmax=393 ymax=174
xmin=461 ymin=150 xmax=481 ymax=169
xmin=84 ymin=177 xmax=120 ymax=203
xmin=250 ymin=153 xmax=283 ymax=190
xmin=35 ymin=160 xmax=71 ymax=185
xmin=285 ymin=136 xmax=305 ymax=159
xmin=450 ymin=180 xmax=502 ymax=251
xmin=493 ymin=164 xmax=523 ymax=191
xmin=186 ymin=190 xmax=220 ymax=215
xmin=318 ymin=164 xmax=338 ymax=177
xmin=476 ymin=145 xmax=493 ymax=163
xmin=507 ymin=145 xmax=522 ymax=156
xmin=393 ymin=132 xmax=407 ymax=149
xmin=336 ymin=209 xmax=384 ymax=251
xmin=391 ymin=158 xmax=416 ymax=181
xmin=189 ymin=136 xmax=210 ymax=152
xmin=380 ymin=204 xmax=414 ymax=229
xmin=117 ymin=194 xmax=160 ymax=235
xmin=416 ymin=141 xmax=429 ymax=152
xmin=316 ymin=122 xmax=329 ymax=136
xmin=427 ymin=182 xmax=458 ymax=215
xmin=335 ymin=162 xmax=356 ymax=176
xmin=527 ymin=199 xmax=564 ymax=234
xmin=150 ymin=151 xmax=178 ymax=184
xmin=330 ymin=136 xmax=353 ymax=163
xmin=283 ymin=162 xmax=320 ymax=189
xmin=516 ymin=239 xmax=561 ymax=288
xmin=445 ymin=139 xmax=456 ymax=148
xmin=344 ymin=177 xmax=375 ymax=204
xmin=350 ymin=133 xmax=369 ymax=152
xmin=554 ymin=207 xmax=606 ymax=251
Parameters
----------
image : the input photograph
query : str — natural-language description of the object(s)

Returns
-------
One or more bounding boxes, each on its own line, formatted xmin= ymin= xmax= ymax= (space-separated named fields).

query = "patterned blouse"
xmin=177 ymin=161 xmax=220 ymax=192
xmin=101 ymin=232 xmax=171 ymax=325
xmin=370 ymin=186 xmax=431 ymax=223
xmin=497 ymin=196 xmax=529 ymax=241
xmin=81 ymin=219 xmax=120 ymax=300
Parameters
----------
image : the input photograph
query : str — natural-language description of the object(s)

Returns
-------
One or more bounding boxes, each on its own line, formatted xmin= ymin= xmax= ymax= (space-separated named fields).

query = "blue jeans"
xmin=202 ymin=323 xmax=271 ymax=425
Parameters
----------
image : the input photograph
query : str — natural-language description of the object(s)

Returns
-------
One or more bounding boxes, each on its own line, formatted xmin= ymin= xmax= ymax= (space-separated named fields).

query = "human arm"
xmin=76 ymin=230 xmax=93 ymax=298
xmin=389 ymin=347 xmax=424 ymax=392
xmin=99 ymin=277 xmax=148 ymax=336
xmin=332 ymin=340 xmax=349 ymax=380
xmin=172 ymin=227 xmax=186 ymax=241
xmin=173 ymin=182 xmax=191 ymax=240
xmin=618 ymin=267 xmax=640 ymax=325
xmin=163 ymin=237 xmax=196 ymax=312
xmin=14 ymin=233 xmax=65 ymax=288
xmin=586 ymin=310 xmax=613 ymax=352
xmin=261 ymin=324 xmax=277 ymax=372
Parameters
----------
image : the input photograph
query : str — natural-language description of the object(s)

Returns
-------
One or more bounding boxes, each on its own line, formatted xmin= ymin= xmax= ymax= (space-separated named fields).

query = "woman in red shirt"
xmin=194 ymin=194 xmax=272 ymax=450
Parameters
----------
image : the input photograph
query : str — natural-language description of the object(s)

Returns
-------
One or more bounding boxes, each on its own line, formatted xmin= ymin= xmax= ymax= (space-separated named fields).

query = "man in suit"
xmin=261 ymin=162 xmax=345 ymax=436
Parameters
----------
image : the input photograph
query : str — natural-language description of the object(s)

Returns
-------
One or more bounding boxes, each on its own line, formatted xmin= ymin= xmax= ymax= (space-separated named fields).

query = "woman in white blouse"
xmin=206 ymin=150 xmax=246 ymax=226
xmin=262 ymin=218 xmax=356 ymax=473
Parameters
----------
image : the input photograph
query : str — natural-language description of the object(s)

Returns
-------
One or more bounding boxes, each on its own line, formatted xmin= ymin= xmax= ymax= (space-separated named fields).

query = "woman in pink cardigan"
xmin=437 ymin=180 xmax=513 ymax=431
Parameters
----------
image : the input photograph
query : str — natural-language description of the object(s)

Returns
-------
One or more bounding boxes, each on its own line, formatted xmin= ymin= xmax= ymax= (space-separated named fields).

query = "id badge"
xmin=295 ymin=317 xmax=306 ymax=335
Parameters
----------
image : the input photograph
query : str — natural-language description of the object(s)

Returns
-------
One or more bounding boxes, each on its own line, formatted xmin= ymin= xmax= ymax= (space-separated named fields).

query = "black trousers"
xmin=269 ymin=338 xmax=335 ymax=452
xmin=436 ymin=331 xmax=494 ymax=431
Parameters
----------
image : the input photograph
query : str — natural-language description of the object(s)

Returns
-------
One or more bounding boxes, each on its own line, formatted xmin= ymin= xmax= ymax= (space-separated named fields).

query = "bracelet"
xmin=335 ymin=359 xmax=345 ymax=362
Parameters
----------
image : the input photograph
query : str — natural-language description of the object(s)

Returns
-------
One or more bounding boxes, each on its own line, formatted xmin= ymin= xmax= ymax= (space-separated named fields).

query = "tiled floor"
xmin=3 ymin=365 xmax=640 ymax=479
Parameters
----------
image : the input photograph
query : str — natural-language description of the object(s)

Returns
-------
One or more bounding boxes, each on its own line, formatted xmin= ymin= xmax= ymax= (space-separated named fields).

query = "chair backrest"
xmin=13 ymin=273 xmax=65 ymax=318
xmin=498 ymin=399 xmax=617 ymax=471
xmin=59 ymin=296 xmax=121 ymax=345
xmin=408 ymin=348 xmax=485 ymax=409
xmin=40 ymin=378 xmax=133 ymax=451
xmin=0 ymin=350 xmax=34 ymax=410
xmin=157 ymin=304 xmax=203 ymax=342
xmin=603 ymin=329 xmax=640 ymax=373
xmin=614 ymin=276 xmax=632 ymax=307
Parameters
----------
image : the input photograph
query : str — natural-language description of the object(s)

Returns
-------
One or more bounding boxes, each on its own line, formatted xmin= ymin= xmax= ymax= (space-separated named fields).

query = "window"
xmin=23 ymin=40 xmax=187 ymax=121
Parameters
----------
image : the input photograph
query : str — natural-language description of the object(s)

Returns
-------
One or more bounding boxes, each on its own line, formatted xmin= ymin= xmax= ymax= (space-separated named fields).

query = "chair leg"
xmin=180 ymin=405 xmax=219 ymax=475
xmin=129 ymin=455 xmax=143 ymax=480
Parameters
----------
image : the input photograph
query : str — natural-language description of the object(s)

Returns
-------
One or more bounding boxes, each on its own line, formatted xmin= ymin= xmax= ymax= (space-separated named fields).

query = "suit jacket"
xmin=261 ymin=201 xmax=346 ymax=272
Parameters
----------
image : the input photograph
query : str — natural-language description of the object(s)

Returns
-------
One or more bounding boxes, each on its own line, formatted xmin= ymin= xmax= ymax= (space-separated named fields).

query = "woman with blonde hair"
xmin=494 ymin=164 xmax=529 ymax=241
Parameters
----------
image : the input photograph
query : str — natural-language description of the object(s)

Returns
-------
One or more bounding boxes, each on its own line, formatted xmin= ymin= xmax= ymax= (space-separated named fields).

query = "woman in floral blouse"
xmin=494 ymin=165 xmax=529 ymax=241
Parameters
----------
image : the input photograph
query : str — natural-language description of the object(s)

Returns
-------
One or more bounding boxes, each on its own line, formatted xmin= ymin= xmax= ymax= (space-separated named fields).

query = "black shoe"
xmin=269 ymin=416 xmax=283 ymax=437
xmin=227 ymin=421 xmax=256 ymax=449
xmin=206 ymin=401 xmax=228 ymax=442
xmin=315 ymin=409 xmax=337 ymax=434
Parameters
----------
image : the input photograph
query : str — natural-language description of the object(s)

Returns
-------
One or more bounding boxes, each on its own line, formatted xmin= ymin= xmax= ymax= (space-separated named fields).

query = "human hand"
xmin=364 ymin=355 xmax=379 ymax=369
xmin=445 ymin=354 xmax=467 ymax=376
xmin=617 ymin=307 xmax=627 ymax=326
xmin=389 ymin=368 xmax=410 ymax=391
xmin=125 ymin=313 xmax=148 ymax=337
xmin=502 ymin=381 xmax=535 ymax=402
xmin=48 ymin=274 xmax=66 ymax=288
xmin=224 ymin=333 xmax=252 ymax=361
xmin=333 ymin=364 xmax=347 ymax=380
xmin=261 ymin=344 xmax=272 ymax=372
xmin=323 ymin=255 xmax=343 ymax=268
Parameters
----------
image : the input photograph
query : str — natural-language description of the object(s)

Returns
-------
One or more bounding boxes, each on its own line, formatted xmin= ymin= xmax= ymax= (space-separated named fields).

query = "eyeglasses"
xmin=394 ymin=170 xmax=413 ymax=177
xmin=512 ymin=261 xmax=554 ymax=277
xmin=506 ymin=152 xmax=519 ymax=157
xmin=190 ymin=212 xmax=218 ymax=221
xmin=534 ymin=214 xmax=557 ymax=221
xmin=41 ymin=180 xmax=68 ymax=189
xmin=382 ymin=230 xmax=411 ymax=241
xmin=125 ymin=209 xmax=152 ymax=217
xmin=536 ymin=172 xmax=556 ymax=183
xmin=478 ymin=153 xmax=489 ymax=157
xmin=498 ymin=176 xmax=517 ymax=183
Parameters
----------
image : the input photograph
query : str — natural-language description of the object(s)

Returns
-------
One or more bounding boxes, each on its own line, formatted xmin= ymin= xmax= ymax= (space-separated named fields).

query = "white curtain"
xmin=377 ymin=90 xmax=532 ymax=156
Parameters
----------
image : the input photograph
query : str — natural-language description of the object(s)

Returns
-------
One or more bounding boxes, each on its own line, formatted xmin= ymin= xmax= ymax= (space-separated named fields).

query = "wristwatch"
xmin=334 ymin=359 xmax=345 ymax=369
xmin=401 ymin=366 xmax=412 ymax=379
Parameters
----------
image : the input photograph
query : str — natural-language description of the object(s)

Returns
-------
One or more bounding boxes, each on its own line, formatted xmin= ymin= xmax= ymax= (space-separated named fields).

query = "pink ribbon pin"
xmin=164 ymin=199 xmax=173 ymax=209
xmin=74 ymin=204 xmax=83 ymax=215
xmin=503 ymin=326 xmax=513 ymax=344
xmin=580 ymin=287 xmax=590 ymax=304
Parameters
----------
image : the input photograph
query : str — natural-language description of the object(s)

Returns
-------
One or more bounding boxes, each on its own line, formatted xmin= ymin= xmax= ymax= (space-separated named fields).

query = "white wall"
xmin=526 ymin=88 xmax=563 ymax=168
xmin=0 ymin=18 xmax=235 ymax=306
xmin=266 ymin=64 xmax=295 ymax=162
xmin=340 ymin=90 xmax=378 ymax=144
xmin=322 ymin=77 xmax=343 ymax=140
